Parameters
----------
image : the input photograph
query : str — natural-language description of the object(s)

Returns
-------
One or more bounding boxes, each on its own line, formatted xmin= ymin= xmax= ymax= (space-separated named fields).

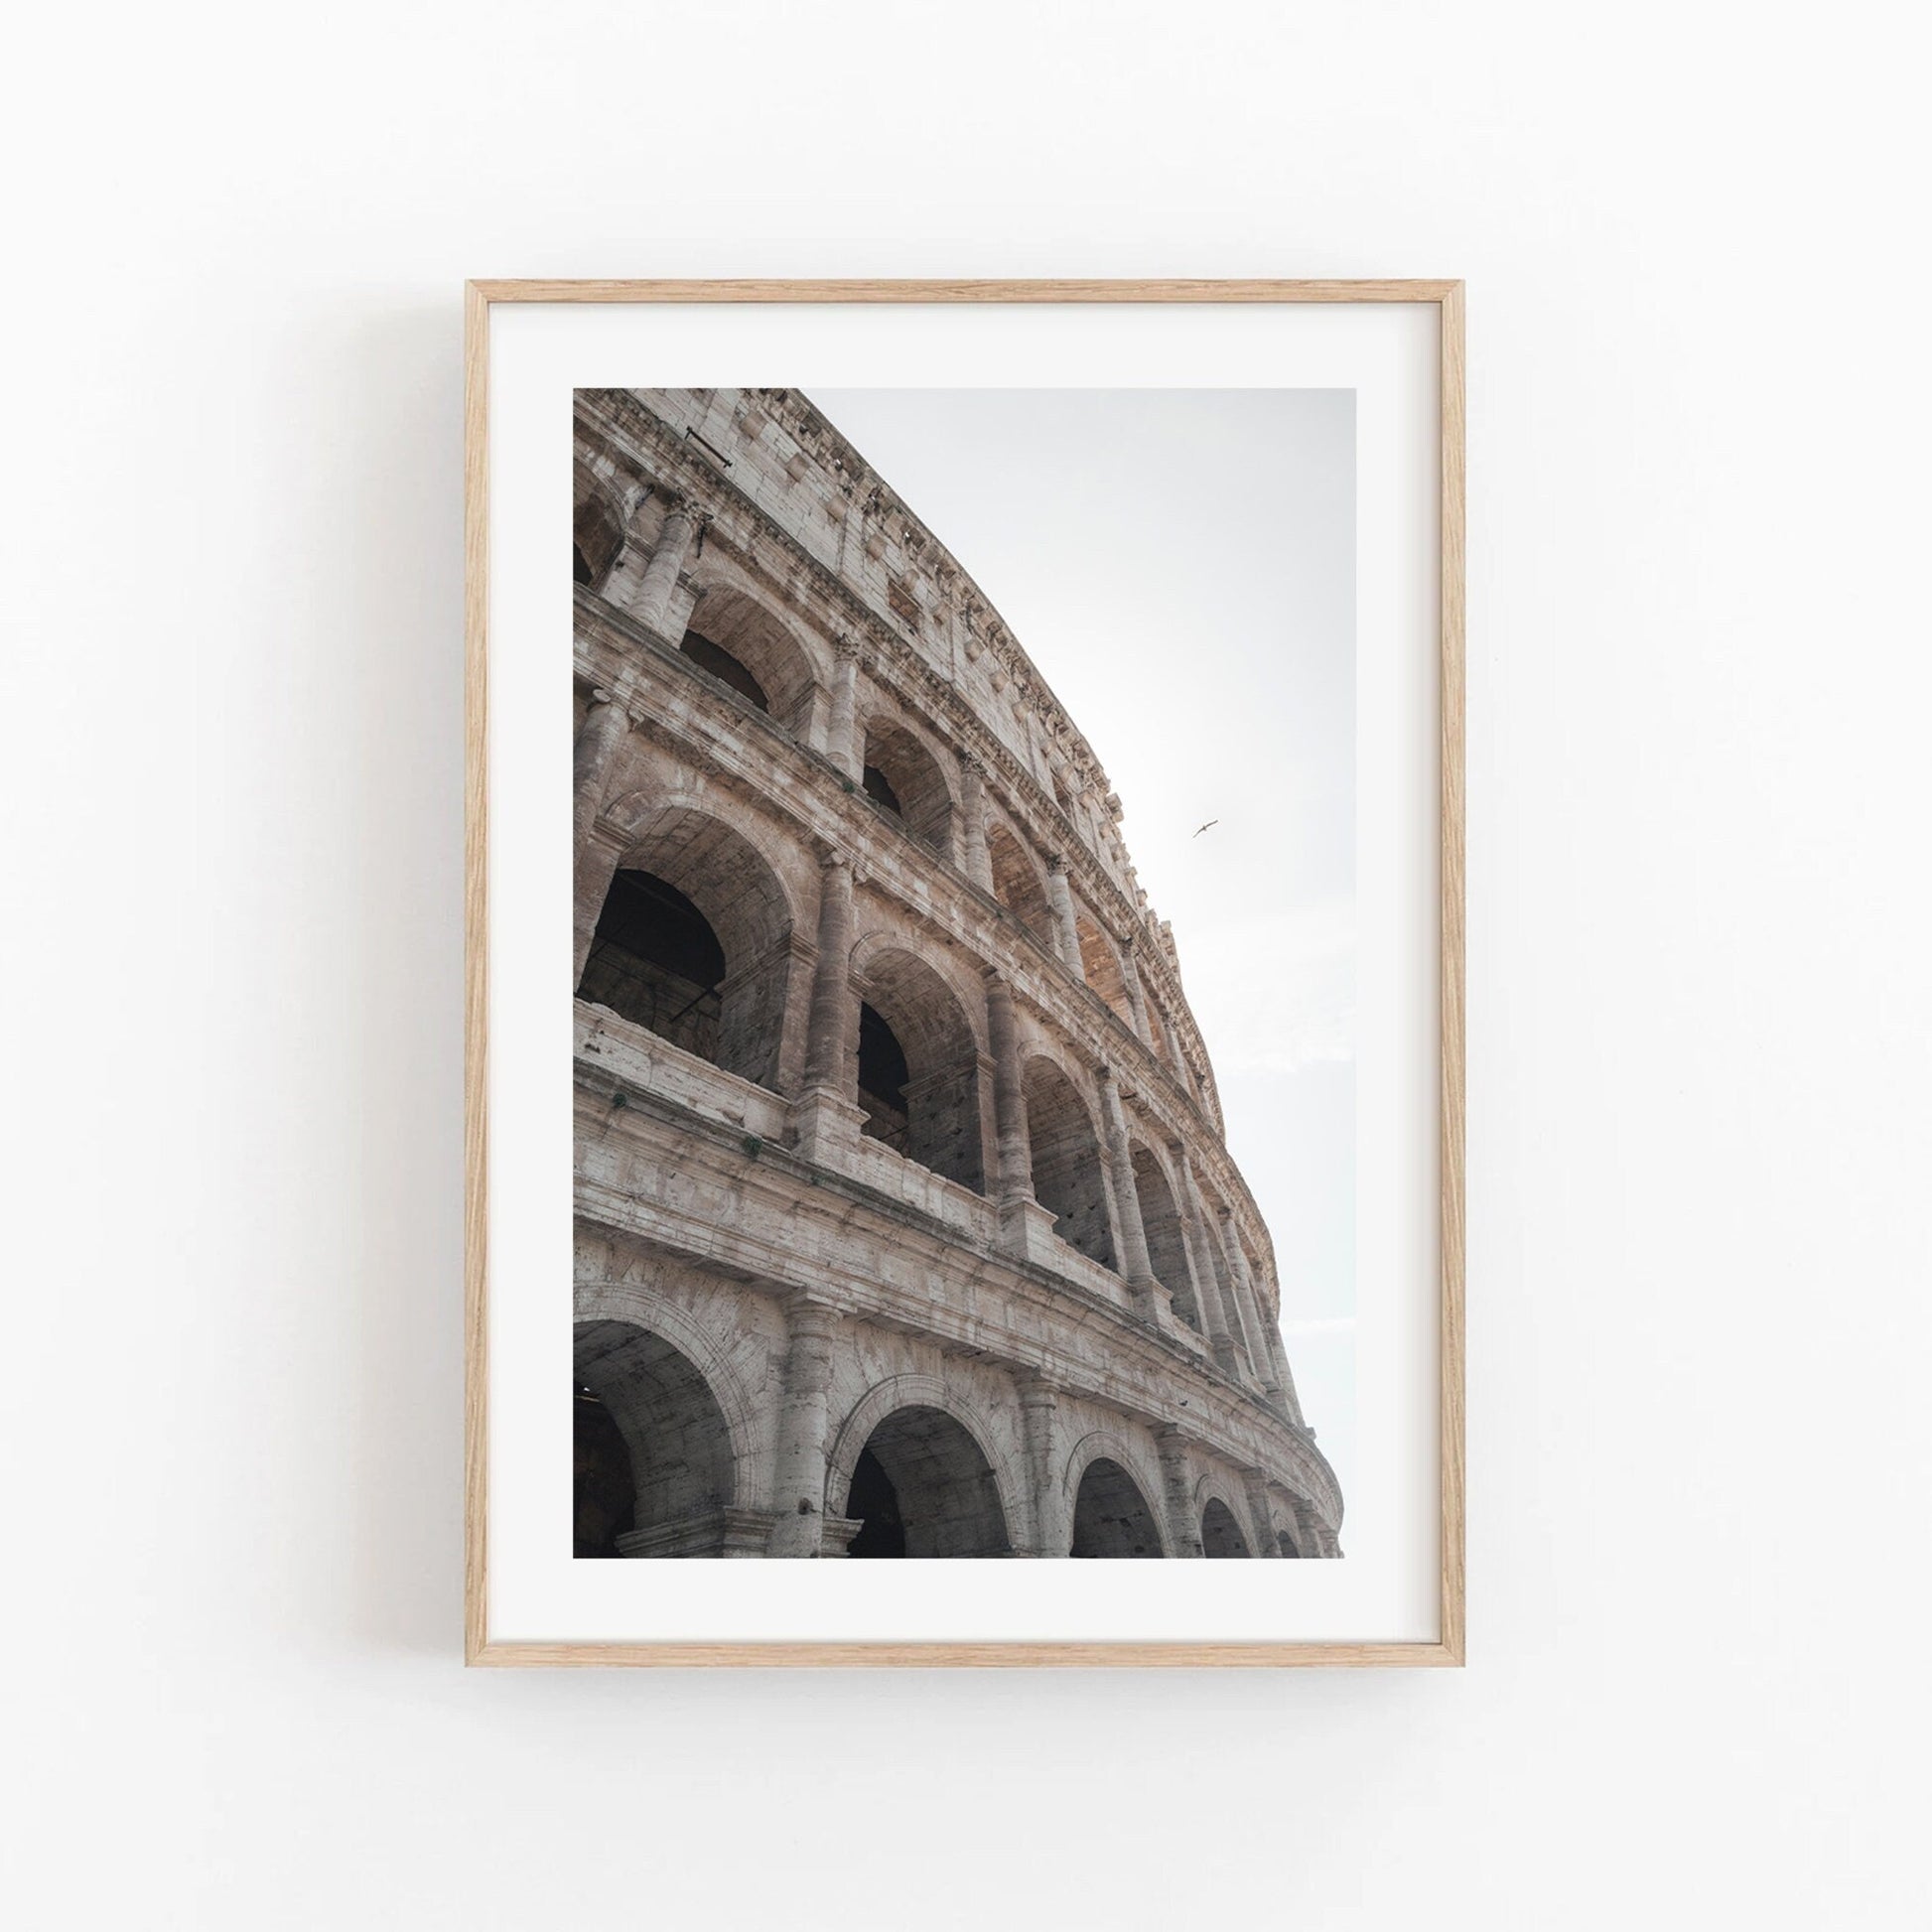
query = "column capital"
xmin=833 ymin=629 xmax=863 ymax=661
xmin=783 ymin=1292 xmax=843 ymax=1336
xmin=1044 ymin=850 xmax=1066 ymax=874
xmin=959 ymin=749 xmax=989 ymax=779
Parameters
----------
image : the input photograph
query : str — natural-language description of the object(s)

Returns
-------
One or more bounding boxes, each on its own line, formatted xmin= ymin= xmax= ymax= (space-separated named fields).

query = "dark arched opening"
xmin=1201 ymin=1497 xmax=1251 ymax=1558
xmin=844 ymin=1448 xmax=905 ymax=1557
xmin=854 ymin=948 xmax=986 ymax=1193
xmin=575 ymin=1320 xmax=737 ymax=1558
xmin=573 ymin=1384 xmax=634 ymax=1557
xmin=843 ymin=1407 xmax=1010 ymax=1558
xmin=578 ymin=871 xmax=727 ymax=1062
xmin=860 ymin=721 xmax=953 ymax=859
xmin=1023 ymin=1059 xmax=1114 ymax=1268
xmin=684 ymin=587 xmax=818 ymax=737
xmin=574 ymin=483 xmax=623 ymax=592
xmin=1278 ymin=1527 xmax=1303 ymax=1559
xmin=1130 ymin=1143 xmax=1198 ymax=1331
xmin=1069 ymin=1458 xmax=1164 ymax=1558
xmin=680 ymin=629 xmax=769 ymax=712
xmin=857 ymin=1002 xmax=911 ymax=1153
xmin=576 ymin=807 xmax=794 ymax=1091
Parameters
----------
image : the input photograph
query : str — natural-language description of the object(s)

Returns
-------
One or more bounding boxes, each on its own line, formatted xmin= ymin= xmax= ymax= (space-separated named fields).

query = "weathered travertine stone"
xmin=569 ymin=386 xmax=1341 ymax=1561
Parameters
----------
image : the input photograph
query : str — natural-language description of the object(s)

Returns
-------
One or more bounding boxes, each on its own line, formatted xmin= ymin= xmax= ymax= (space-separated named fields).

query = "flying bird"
xmin=1191 ymin=818 xmax=1219 ymax=838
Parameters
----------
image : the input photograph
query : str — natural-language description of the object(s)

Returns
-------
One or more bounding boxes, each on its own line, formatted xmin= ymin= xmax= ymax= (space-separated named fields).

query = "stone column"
xmin=825 ymin=634 xmax=863 ymax=780
xmin=1242 ymin=1470 xmax=1282 ymax=1558
xmin=984 ymin=972 xmax=1033 ymax=1205
xmin=958 ymin=754 xmax=994 ymax=893
xmin=572 ymin=691 xmax=629 ymax=854
xmin=1214 ymin=1208 xmax=1269 ymax=1390
xmin=1095 ymin=1066 xmax=1160 ymax=1319
xmin=1120 ymin=938 xmax=1152 ymax=1043
xmin=631 ymin=492 xmax=701 ymax=641
xmin=791 ymin=850 xmax=863 ymax=1165
xmin=1155 ymin=1428 xmax=1204 ymax=1558
xmin=1171 ymin=1143 xmax=1242 ymax=1378
xmin=1017 ymin=1374 xmax=1063 ymax=1557
xmin=765 ymin=1297 xmax=840 ymax=1557
xmin=986 ymin=971 xmax=1055 ymax=1261
xmin=1292 ymin=1496 xmax=1331 ymax=1561
xmin=1219 ymin=1210 xmax=1286 ymax=1408
xmin=1266 ymin=1314 xmax=1307 ymax=1428
xmin=1044 ymin=854 xmax=1084 ymax=977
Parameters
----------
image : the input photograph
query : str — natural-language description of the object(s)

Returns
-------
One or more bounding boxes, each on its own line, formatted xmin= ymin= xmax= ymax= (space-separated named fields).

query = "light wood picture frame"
xmin=465 ymin=279 xmax=1464 ymax=1666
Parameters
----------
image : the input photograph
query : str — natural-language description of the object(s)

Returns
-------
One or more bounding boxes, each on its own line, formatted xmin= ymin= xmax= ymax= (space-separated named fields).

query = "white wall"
xmin=4 ymin=4 xmax=1928 ymax=1927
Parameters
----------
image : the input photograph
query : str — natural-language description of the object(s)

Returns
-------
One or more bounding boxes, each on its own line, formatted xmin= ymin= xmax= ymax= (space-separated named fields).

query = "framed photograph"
xmin=465 ymin=280 xmax=1464 ymax=1665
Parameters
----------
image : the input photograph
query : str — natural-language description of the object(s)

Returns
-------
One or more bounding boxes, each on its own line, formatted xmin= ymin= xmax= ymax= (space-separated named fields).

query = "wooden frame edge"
xmin=466 ymin=277 xmax=1462 ymax=305
xmin=463 ymin=282 xmax=491 ymax=1667
xmin=469 ymin=1640 xmax=1463 ymax=1668
xmin=462 ymin=278 xmax=1466 ymax=1668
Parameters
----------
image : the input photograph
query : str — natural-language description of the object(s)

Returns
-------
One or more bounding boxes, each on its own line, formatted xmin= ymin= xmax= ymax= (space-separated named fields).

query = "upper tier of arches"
xmin=567 ymin=439 xmax=1219 ymax=1114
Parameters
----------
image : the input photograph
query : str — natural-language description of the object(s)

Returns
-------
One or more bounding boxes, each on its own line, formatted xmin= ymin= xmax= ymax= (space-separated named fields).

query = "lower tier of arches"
xmin=571 ymin=1265 xmax=1340 ymax=1562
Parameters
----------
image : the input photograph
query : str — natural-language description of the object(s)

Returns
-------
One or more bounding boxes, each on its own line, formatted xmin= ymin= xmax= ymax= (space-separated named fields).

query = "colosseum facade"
xmin=571 ymin=386 xmax=1343 ymax=1560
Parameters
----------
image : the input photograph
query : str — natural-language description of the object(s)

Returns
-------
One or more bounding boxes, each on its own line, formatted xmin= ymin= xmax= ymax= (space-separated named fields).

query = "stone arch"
xmin=573 ymin=1280 xmax=767 ymax=1496
xmin=860 ymin=712 xmax=955 ymax=860
xmin=1277 ymin=1524 xmax=1304 ymax=1558
xmin=985 ymin=817 xmax=1053 ymax=948
xmin=574 ymin=462 xmax=624 ymax=591
xmin=1199 ymin=1495 xmax=1253 ymax=1559
xmin=827 ymin=1375 xmax=1018 ymax=1558
xmin=1130 ymin=1140 xmax=1198 ymax=1330
xmin=577 ymin=800 xmax=797 ymax=1091
xmin=848 ymin=937 xmax=986 ymax=1194
xmin=683 ymin=584 xmax=820 ymax=737
xmin=574 ymin=1314 xmax=743 ymax=1558
xmin=1022 ymin=1056 xmax=1115 ymax=1269
xmin=1063 ymin=1432 xmax=1169 ymax=1559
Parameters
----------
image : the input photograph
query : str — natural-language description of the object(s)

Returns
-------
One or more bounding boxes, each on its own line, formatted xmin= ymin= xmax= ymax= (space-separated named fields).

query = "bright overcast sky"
xmin=811 ymin=388 xmax=1358 ymax=1499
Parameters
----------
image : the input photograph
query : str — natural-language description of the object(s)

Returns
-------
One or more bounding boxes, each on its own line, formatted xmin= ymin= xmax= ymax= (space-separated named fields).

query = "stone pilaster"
xmin=1120 ymin=937 xmax=1152 ymax=1043
xmin=1212 ymin=1208 xmax=1266 ymax=1389
xmin=986 ymin=971 xmax=1054 ymax=1260
xmin=765 ymin=1297 xmax=841 ymax=1558
xmin=1292 ymin=1496 xmax=1334 ymax=1561
xmin=1171 ymin=1143 xmax=1243 ymax=1378
xmin=1095 ymin=1066 xmax=1161 ymax=1319
xmin=1155 ymin=1428 xmax=1204 ymax=1558
xmin=825 ymin=633 xmax=862 ymax=780
xmin=1044 ymin=854 xmax=1084 ymax=977
xmin=1017 ymin=1374 xmax=1063 ymax=1557
xmin=1220 ymin=1210 xmax=1286 ymax=1408
xmin=984 ymin=971 xmax=1032 ymax=1204
xmin=958 ymin=754 xmax=994 ymax=893
xmin=1241 ymin=1469 xmax=1282 ymax=1558
xmin=1267 ymin=1315 xmax=1307 ymax=1429
xmin=790 ymin=850 xmax=863 ymax=1164
xmin=571 ymin=691 xmax=629 ymax=854
xmin=631 ymin=492 xmax=702 ymax=642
